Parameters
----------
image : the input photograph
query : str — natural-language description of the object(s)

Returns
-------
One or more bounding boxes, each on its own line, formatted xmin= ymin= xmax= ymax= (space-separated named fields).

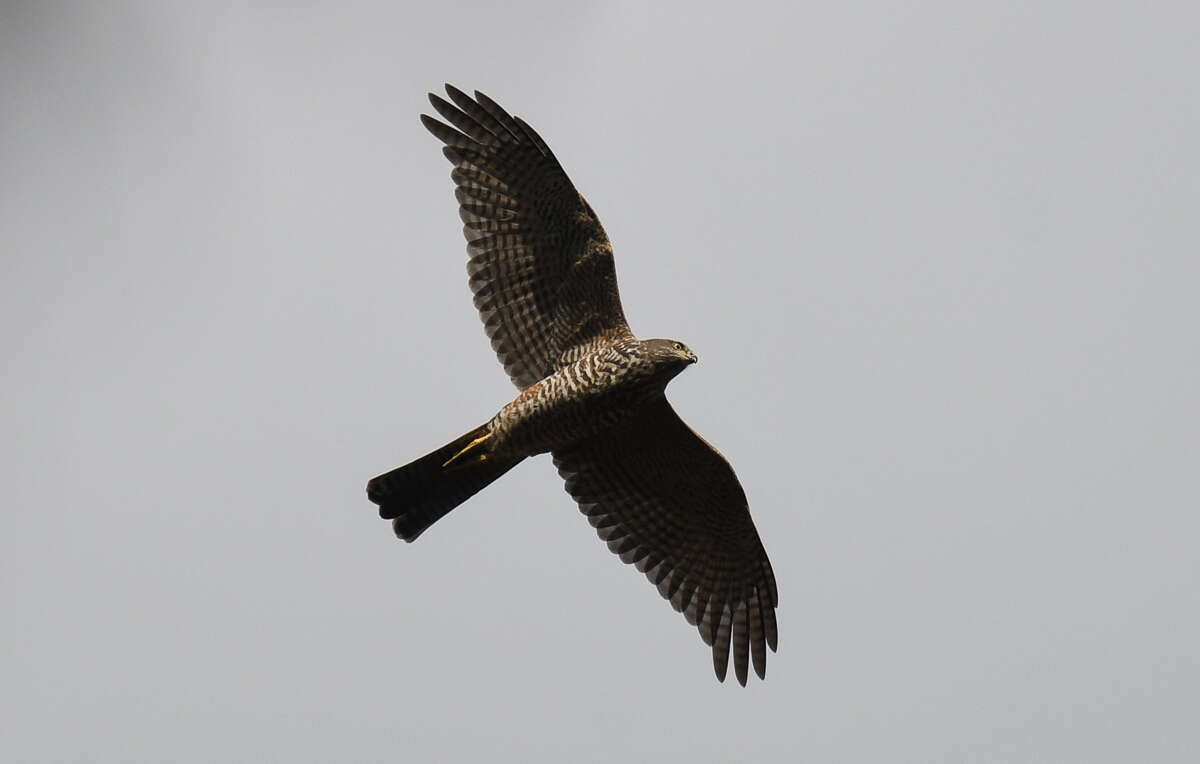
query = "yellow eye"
xmin=673 ymin=342 xmax=683 ymax=351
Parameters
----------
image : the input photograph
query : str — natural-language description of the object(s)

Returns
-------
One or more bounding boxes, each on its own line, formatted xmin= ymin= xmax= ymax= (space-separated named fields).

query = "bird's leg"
xmin=441 ymin=432 xmax=493 ymax=469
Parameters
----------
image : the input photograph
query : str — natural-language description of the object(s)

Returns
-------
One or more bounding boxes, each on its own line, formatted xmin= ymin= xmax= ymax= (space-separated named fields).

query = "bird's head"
xmin=645 ymin=338 xmax=699 ymax=369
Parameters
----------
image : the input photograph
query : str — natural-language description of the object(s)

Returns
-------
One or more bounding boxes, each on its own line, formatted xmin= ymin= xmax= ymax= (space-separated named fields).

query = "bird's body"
xmin=488 ymin=336 xmax=693 ymax=457
xmin=366 ymin=85 xmax=778 ymax=685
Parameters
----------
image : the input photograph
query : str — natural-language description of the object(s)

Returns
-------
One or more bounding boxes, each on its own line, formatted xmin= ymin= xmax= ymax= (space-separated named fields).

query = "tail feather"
xmin=367 ymin=425 xmax=522 ymax=542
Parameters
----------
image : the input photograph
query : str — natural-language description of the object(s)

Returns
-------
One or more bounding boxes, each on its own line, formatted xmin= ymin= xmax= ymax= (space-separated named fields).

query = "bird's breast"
xmin=487 ymin=348 xmax=658 ymax=456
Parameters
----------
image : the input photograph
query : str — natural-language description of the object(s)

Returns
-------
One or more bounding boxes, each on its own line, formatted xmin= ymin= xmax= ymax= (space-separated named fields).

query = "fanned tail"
xmin=367 ymin=425 xmax=522 ymax=542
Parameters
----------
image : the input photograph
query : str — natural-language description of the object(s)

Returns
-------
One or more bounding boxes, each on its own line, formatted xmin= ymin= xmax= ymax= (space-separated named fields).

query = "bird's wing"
xmin=552 ymin=397 xmax=778 ymax=685
xmin=422 ymin=85 xmax=632 ymax=390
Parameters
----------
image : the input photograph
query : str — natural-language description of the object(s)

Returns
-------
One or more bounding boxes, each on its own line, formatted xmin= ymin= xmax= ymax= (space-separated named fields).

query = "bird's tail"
xmin=366 ymin=424 xmax=523 ymax=542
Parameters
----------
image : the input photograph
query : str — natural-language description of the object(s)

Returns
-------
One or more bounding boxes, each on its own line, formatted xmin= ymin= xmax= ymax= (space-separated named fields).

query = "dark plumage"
xmin=366 ymin=85 xmax=777 ymax=685
xmin=368 ymin=425 xmax=520 ymax=542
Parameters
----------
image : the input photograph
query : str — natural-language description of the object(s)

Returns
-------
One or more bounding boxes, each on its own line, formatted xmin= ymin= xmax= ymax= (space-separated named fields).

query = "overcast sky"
xmin=3 ymin=1 xmax=1198 ymax=761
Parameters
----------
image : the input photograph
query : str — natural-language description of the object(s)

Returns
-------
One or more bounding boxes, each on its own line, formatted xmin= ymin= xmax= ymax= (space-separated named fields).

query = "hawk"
xmin=367 ymin=85 xmax=778 ymax=685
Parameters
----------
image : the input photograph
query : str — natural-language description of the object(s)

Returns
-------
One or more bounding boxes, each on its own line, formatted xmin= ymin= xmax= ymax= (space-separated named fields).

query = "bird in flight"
xmin=367 ymin=85 xmax=777 ymax=684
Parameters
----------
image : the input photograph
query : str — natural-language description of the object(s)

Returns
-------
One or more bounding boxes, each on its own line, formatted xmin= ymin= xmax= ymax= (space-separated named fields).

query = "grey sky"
xmin=3 ymin=1 xmax=1198 ymax=761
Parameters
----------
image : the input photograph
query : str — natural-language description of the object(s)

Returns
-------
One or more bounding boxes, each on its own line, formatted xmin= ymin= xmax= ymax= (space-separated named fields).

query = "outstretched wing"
xmin=422 ymin=85 xmax=631 ymax=390
xmin=552 ymin=398 xmax=779 ymax=685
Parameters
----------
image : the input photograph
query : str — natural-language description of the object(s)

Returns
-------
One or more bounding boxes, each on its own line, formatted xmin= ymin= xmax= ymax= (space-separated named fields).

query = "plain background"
xmin=3 ymin=1 xmax=1197 ymax=761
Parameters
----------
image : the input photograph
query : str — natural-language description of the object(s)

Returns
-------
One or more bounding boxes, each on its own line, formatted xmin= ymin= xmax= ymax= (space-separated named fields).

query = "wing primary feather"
xmin=473 ymin=90 xmax=523 ymax=141
xmin=513 ymin=115 xmax=553 ymax=158
xmin=428 ymin=93 xmax=498 ymax=145
xmin=760 ymin=554 xmax=779 ymax=607
xmin=763 ymin=596 xmax=779 ymax=652
xmin=749 ymin=590 xmax=767 ymax=680
xmin=732 ymin=602 xmax=750 ymax=687
xmin=420 ymin=114 xmax=477 ymax=151
xmin=712 ymin=606 xmax=733 ymax=682
xmin=444 ymin=84 xmax=512 ymax=141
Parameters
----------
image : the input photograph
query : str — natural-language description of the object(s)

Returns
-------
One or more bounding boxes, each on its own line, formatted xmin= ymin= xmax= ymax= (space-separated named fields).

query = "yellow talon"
xmin=442 ymin=433 xmax=492 ymax=469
